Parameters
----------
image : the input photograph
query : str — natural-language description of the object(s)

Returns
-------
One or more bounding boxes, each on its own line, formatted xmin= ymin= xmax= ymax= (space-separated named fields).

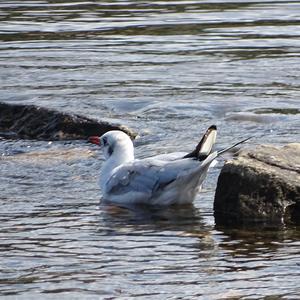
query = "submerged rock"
xmin=3 ymin=147 xmax=96 ymax=164
xmin=253 ymin=107 xmax=300 ymax=115
xmin=225 ymin=108 xmax=299 ymax=124
xmin=214 ymin=144 xmax=300 ymax=225
xmin=0 ymin=102 xmax=136 ymax=140
xmin=225 ymin=112 xmax=283 ymax=123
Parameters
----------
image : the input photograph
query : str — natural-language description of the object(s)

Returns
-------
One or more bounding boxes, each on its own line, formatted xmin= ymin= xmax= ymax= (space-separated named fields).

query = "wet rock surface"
xmin=214 ymin=144 xmax=300 ymax=225
xmin=0 ymin=102 xmax=136 ymax=140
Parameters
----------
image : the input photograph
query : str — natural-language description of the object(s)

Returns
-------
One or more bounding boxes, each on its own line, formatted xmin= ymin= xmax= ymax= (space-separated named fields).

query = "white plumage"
xmin=89 ymin=125 xmax=219 ymax=207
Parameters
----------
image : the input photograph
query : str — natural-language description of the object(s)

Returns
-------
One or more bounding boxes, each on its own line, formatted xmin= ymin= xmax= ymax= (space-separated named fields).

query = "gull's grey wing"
xmin=105 ymin=158 xmax=199 ymax=199
xmin=150 ymin=152 xmax=187 ymax=161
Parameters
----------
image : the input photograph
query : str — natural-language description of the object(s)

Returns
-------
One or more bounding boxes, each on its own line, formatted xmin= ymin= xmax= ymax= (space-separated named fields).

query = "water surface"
xmin=0 ymin=0 xmax=300 ymax=298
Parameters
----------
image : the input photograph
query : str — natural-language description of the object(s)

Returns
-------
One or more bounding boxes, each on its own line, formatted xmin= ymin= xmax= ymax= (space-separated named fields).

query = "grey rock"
xmin=0 ymin=102 xmax=137 ymax=140
xmin=214 ymin=144 xmax=300 ymax=225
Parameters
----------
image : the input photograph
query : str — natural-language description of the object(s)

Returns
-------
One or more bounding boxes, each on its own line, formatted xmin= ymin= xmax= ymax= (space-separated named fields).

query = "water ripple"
xmin=1 ymin=0 xmax=300 ymax=298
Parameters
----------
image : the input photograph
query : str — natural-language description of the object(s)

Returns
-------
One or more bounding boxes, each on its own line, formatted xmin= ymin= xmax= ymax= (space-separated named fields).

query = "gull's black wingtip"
xmin=209 ymin=125 xmax=217 ymax=130
xmin=183 ymin=125 xmax=217 ymax=160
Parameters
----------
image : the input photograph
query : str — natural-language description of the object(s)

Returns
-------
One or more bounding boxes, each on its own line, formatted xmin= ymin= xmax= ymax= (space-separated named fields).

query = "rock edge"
xmin=0 ymin=102 xmax=137 ymax=140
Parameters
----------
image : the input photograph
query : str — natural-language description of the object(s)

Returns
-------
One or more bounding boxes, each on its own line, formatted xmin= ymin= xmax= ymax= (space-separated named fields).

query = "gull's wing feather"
xmin=106 ymin=161 xmax=159 ymax=198
xmin=184 ymin=125 xmax=217 ymax=160
xmin=105 ymin=158 xmax=200 ymax=199
xmin=151 ymin=152 xmax=186 ymax=161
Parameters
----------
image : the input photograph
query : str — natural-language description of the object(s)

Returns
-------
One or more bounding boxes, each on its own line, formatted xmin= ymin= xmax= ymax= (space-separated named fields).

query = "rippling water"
xmin=1 ymin=0 xmax=300 ymax=298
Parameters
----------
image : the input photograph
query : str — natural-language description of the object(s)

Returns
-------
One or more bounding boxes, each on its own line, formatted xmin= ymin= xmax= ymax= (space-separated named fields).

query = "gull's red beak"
xmin=88 ymin=136 xmax=100 ymax=145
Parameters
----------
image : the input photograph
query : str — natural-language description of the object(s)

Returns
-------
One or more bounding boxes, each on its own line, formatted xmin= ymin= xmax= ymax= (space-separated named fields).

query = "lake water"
xmin=0 ymin=0 xmax=300 ymax=299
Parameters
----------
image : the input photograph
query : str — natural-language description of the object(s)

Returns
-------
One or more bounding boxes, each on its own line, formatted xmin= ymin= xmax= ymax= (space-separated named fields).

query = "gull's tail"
xmin=184 ymin=125 xmax=217 ymax=161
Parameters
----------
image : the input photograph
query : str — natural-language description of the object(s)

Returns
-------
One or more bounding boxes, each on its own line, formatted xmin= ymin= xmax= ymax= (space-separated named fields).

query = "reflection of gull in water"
xmin=100 ymin=202 xmax=202 ymax=225
xmin=99 ymin=202 xmax=209 ymax=236
xmin=89 ymin=126 xmax=250 ymax=207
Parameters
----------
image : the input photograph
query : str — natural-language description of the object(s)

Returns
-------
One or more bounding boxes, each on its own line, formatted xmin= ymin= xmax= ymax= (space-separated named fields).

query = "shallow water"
xmin=0 ymin=0 xmax=300 ymax=299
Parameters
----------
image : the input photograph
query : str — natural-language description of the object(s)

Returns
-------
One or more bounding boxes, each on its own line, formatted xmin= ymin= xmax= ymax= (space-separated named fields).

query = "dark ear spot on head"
xmin=108 ymin=146 xmax=113 ymax=156
xmin=102 ymin=137 xmax=108 ymax=146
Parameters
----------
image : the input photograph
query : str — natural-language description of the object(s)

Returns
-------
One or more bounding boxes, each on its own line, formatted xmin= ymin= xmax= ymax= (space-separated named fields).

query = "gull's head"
xmin=89 ymin=130 xmax=134 ymax=161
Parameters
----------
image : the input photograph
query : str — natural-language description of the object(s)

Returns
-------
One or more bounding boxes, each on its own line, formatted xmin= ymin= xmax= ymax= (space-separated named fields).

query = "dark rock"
xmin=0 ymin=102 xmax=137 ymax=140
xmin=214 ymin=144 xmax=300 ymax=225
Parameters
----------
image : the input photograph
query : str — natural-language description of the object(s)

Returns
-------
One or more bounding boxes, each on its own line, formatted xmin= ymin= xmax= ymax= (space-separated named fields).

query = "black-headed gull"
xmin=89 ymin=126 xmax=249 ymax=206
